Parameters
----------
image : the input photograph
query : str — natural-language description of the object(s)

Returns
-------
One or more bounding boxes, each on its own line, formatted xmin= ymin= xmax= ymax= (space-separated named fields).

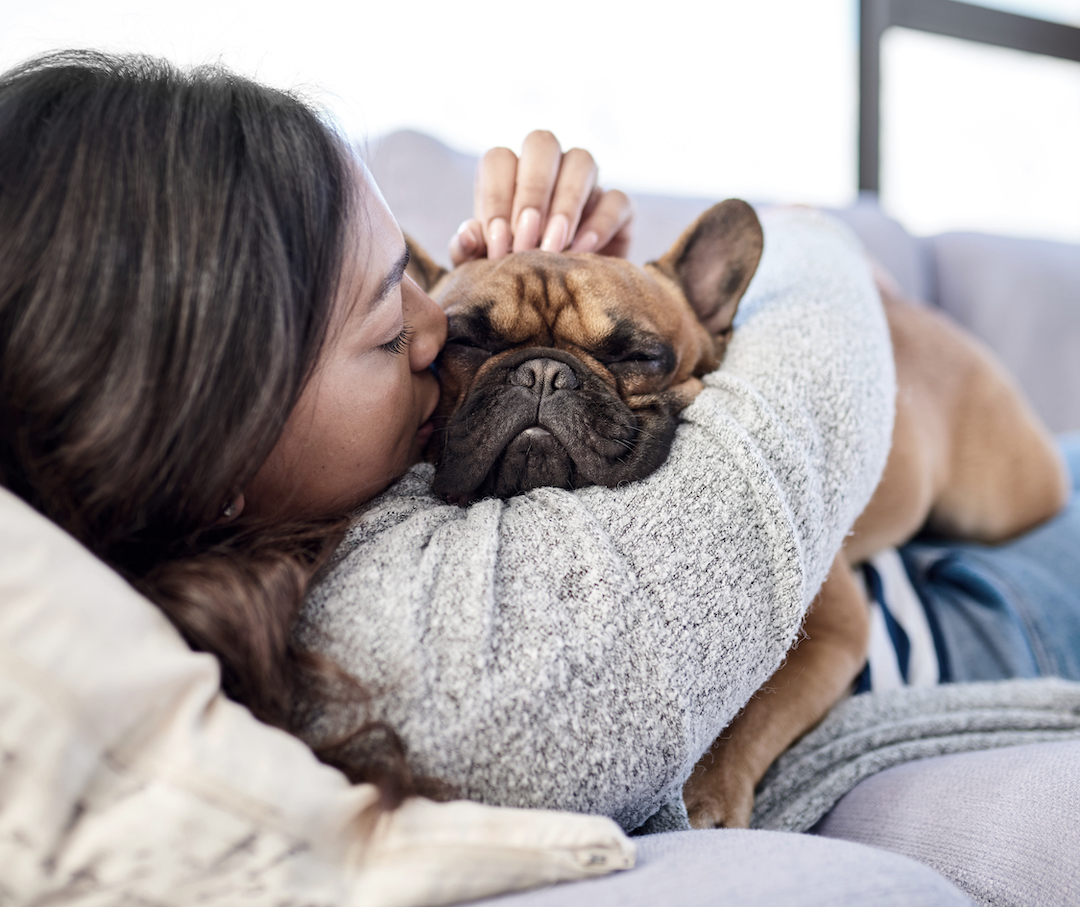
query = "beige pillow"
xmin=0 ymin=486 xmax=634 ymax=906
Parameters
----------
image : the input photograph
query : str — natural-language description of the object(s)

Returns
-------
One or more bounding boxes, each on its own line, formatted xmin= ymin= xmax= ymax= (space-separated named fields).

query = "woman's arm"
xmin=298 ymin=208 xmax=894 ymax=832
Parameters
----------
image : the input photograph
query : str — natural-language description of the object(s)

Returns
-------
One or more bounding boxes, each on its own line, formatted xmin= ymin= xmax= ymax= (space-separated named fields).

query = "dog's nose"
xmin=510 ymin=357 xmax=579 ymax=396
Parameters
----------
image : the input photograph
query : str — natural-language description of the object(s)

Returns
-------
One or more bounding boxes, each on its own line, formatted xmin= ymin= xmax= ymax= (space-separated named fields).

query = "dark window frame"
xmin=859 ymin=0 xmax=1080 ymax=192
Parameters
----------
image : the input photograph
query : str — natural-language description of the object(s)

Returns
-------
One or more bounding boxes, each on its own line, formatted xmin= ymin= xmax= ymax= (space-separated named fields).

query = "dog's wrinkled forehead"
xmin=436 ymin=250 xmax=676 ymax=349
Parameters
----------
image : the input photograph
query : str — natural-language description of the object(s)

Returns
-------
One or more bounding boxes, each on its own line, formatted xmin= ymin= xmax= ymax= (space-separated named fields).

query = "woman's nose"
xmin=403 ymin=276 xmax=447 ymax=373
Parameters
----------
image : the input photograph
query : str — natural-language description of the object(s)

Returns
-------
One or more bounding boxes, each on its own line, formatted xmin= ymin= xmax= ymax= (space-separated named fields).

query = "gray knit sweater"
xmin=297 ymin=209 xmax=895 ymax=832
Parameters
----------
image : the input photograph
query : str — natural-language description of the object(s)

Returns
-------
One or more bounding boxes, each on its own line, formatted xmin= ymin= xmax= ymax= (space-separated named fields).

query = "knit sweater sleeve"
xmin=296 ymin=208 xmax=895 ymax=831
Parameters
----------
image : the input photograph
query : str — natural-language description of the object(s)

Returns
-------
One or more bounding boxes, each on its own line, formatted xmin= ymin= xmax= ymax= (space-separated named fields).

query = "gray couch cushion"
xmin=476 ymin=828 xmax=972 ymax=906
xmin=826 ymin=195 xmax=930 ymax=302
xmin=928 ymin=232 xmax=1080 ymax=433
xmin=813 ymin=741 xmax=1080 ymax=907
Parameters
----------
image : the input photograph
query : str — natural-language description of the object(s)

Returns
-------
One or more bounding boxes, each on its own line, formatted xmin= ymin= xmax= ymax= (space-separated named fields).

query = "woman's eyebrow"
xmin=368 ymin=248 xmax=411 ymax=312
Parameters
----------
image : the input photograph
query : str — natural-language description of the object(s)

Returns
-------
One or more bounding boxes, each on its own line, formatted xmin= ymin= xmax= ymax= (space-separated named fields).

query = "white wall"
xmin=2 ymin=0 xmax=1079 ymax=241
xmin=973 ymin=0 xmax=1080 ymax=22
xmin=0 ymin=0 xmax=860 ymax=207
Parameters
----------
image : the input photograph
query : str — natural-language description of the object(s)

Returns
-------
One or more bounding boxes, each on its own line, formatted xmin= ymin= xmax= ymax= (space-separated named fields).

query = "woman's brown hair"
xmin=0 ymin=50 xmax=438 ymax=805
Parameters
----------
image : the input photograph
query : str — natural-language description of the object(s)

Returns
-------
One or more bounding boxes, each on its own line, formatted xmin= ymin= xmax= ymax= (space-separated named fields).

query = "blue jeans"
xmin=899 ymin=433 xmax=1080 ymax=683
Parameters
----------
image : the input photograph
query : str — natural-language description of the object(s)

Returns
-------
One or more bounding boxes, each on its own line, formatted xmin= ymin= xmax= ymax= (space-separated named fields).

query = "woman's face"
xmin=245 ymin=166 xmax=447 ymax=519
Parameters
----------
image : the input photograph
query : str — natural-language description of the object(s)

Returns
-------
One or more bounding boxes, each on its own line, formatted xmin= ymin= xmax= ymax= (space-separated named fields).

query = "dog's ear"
xmin=404 ymin=233 xmax=449 ymax=293
xmin=652 ymin=200 xmax=763 ymax=336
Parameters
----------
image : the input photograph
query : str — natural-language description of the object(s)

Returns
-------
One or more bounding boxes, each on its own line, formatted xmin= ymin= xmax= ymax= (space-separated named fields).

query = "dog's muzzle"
xmin=430 ymin=347 xmax=679 ymax=504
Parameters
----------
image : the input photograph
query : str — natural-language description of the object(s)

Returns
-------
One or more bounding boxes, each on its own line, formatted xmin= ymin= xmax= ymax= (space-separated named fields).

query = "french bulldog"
xmin=410 ymin=200 xmax=763 ymax=505
xmin=406 ymin=202 xmax=1068 ymax=828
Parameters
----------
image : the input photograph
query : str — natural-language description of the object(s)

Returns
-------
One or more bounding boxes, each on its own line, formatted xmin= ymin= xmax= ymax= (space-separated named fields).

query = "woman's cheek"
xmin=361 ymin=360 xmax=411 ymax=441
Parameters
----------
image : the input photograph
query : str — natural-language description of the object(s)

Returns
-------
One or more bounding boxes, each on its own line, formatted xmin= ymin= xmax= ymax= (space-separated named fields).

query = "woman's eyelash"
xmin=380 ymin=324 xmax=414 ymax=355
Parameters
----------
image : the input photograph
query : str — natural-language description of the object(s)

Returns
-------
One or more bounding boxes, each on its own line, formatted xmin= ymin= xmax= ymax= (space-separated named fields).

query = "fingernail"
xmin=489 ymin=217 xmax=510 ymax=259
xmin=540 ymin=213 xmax=569 ymax=252
xmin=513 ymin=207 xmax=541 ymax=252
xmin=456 ymin=221 xmax=477 ymax=254
xmin=571 ymin=230 xmax=599 ymax=253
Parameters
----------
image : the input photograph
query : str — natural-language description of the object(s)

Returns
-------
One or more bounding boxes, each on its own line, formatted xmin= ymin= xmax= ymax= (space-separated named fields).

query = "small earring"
xmin=217 ymin=493 xmax=245 ymax=525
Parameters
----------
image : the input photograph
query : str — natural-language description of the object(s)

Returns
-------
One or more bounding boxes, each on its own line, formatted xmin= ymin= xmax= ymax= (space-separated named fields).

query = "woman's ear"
xmin=652 ymin=200 xmax=764 ymax=336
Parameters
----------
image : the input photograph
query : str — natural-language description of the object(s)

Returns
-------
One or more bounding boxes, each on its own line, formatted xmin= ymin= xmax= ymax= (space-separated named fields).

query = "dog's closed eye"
xmin=444 ymin=312 xmax=509 ymax=351
xmin=445 ymin=335 xmax=493 ymax=352
xmin=606 ymin=351 xmax=671 ymax=370
xmin=599 ymin=341 xmax=676 ymax=380
xmin=441 ymin=340 xmax=493 ymax=368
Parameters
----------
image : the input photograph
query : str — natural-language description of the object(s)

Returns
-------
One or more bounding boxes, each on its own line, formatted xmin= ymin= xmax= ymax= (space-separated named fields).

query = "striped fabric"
xmin=854 ymin=549 xmax=944 ymax=693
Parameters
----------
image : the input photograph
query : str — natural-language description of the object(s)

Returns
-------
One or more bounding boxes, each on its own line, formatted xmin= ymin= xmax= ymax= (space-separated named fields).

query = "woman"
xmin=2 ymin=50 xmax=1072 ymax=906
xmin=0 ymin=48 xmax=892 ymax=820
xmin=0 ymin=49 xmax=650 ymax=801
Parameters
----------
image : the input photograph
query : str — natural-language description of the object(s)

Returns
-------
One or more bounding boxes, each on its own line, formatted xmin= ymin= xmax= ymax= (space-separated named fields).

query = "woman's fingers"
xmin=475 ymin=147 xmax=518 ymax=259
xmin=571 ymin=188 xmax=634 ymax=257
xmin=540 ymin=147 xmax=598 ymax=252
xmin=449 ymin=219 xmax=486 ymax=267
xmin=510 ymin=131 xmax=563 ymax=253
xmin=459 ymin=132 xmax=632 ymax=260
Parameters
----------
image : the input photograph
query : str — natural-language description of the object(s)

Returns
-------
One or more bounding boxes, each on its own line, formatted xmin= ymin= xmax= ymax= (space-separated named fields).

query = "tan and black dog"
xmin=406 ymin=201 xmax=1069 ymax=829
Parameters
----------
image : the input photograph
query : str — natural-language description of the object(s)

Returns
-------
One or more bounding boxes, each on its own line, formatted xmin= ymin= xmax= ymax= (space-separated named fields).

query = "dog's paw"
xmin=684 ymin=779 xmax=755 ymax=829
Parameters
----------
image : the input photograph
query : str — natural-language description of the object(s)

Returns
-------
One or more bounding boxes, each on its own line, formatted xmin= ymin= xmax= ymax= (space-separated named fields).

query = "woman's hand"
xmin=449 ymin=130 xmax=633 ymax=265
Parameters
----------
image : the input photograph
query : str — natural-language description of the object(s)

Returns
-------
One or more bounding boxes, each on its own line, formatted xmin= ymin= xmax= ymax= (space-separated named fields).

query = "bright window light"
xmin=966 ymin=0 xmax=1080 ymax=26
xmin=3 ymin=0 xmax=1080 ymax=241
xmin=0 ymin=0 xmax=856 ymax=207
xmin=880 ymin=26 xmax=1080 ymax=242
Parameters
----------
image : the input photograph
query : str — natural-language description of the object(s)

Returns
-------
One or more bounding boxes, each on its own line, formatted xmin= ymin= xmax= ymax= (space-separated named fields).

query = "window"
xmin=881 ymin=26 xmax=1080 ymax=240
xmin=861 ymin=0 xmax=1080 ymax=241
